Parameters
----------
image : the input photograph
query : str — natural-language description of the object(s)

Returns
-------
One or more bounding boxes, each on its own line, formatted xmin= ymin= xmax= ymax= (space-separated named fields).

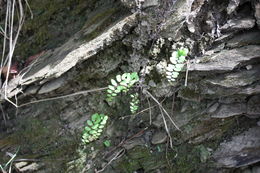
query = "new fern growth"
xmin=82 ymin=113 xmax=108 ymax=144
xmin=166 ymin=48 xmax=188 ymax=83
xmin=106 ymin=72 xmax=139 ymax=102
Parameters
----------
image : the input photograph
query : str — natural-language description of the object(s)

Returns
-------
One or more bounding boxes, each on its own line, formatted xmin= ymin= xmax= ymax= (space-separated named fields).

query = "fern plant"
xmin=166 ymin=48 xmax=188 ymax=83
xmin=106 ymin=72 xmax=139 ymax=102
xmin=82 ymin=113 xmax=108 ymax=144
xmin=130 ymin=93 xmax=139 ymax=114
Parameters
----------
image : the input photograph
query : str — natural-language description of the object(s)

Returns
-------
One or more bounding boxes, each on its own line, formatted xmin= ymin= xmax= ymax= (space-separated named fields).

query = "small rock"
xmin=246 ymin=65 xmax=253 ymax=70
xmin=151 ymin=131 xmax=167 ymax=145
xmin=15 ymin=162 xmax=28 ymax=169
xmin=18 ymin=163 xmax=43 ymax=172
xmin=38 ymin=76 xmax=65 ymax=94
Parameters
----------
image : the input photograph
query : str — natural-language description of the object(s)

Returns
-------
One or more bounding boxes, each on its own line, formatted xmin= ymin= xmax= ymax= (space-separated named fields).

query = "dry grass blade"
xmin=159 ymin=106 xmax=173 ymax=148
xmin=0 ymin=0 xmax=26 ymax=107
xmin=0 ymin=149 xmax=18 ymax=173
xmin=0 ymin=165 xmax=7 ymax=173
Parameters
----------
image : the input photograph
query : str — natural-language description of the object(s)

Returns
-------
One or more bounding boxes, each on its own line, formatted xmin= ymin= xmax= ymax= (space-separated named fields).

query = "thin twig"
xmin=0 ymin=26 xmax=9 ymax=39
xmin=103 ymin=127 xmax=147 ymax=159
xmin=159 ymin=106 xmax=173 ymax=149
xmin=0 ymin=165 xmax=6 ymax=173
xmin=95 ymin=148 xmax=125 ymax=173
xmin=144 ymin=90 xmax=180 ymax=131
xmin=18 ymin=87 xmax=108 ymax=107
xmin=4 ymin=95 xmax=18 ymax=107
xmin=2 ymin=148 xmax=19 ymax=172
xmin=24 ymin=0 xmax=33 ymax=19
